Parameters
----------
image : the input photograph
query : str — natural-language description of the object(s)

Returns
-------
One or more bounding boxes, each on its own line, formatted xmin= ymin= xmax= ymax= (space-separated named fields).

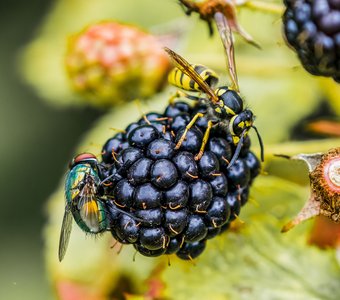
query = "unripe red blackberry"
xmin=65 ymin=21 xmax=170 ymax=106
xmin=282 ymin=147 xmax=340 ymax=232
xmin=99 ymin=100 xmax=261 ymax=260
xmin=283 ymin=0 xmax=340 ymax=82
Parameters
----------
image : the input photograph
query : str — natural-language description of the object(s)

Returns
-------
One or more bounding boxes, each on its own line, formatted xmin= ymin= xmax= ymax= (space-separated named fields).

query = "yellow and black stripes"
xmin=168 ymin=64 xmax=219 ymax=92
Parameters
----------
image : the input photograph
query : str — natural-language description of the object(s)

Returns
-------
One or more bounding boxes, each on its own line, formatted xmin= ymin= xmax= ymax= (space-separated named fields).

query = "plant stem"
xmin=239 ymin=1 xmax=284 ymax=15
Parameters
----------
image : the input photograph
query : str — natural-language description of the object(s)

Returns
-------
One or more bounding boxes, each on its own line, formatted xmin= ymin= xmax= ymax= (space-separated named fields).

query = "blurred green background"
xmin=1 ymin=0 xmax=339 ymax=299
xmin=0 ymin=1 xmax=102 ymax=298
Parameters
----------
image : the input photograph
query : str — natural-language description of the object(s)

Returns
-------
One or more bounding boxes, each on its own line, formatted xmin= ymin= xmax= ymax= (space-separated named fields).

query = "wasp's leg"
xmin=168 ymin=90 xmax=192 ymax=105
xmin=169 ymin=90 xmax=201 ymax=105
xmin=175 ymin=112 xmax=204 ymax=150
xmin=169 ymin=90 xmax=182 ymax=105
xmin=195 ymin=120 xmax=213 ymax=161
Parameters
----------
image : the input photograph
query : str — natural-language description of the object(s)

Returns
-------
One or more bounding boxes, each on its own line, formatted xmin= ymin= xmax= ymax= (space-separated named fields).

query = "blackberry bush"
xmin=283 ymin=0 xmax=340 ymax=82
xmin=100 ymin=100 xmax=261 ymax=260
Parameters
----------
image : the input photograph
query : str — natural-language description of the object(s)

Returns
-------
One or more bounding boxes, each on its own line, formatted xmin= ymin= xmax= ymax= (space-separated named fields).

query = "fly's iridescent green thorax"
xmin=65 ymin=161 xmax=108 ymax=234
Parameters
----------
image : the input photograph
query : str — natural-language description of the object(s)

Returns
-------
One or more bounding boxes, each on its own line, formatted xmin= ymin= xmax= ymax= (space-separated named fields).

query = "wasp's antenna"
xmin=228 ymin=130 xmax=247 ymax=169
xmin=252 ymin=125 xmax=264 ymax=162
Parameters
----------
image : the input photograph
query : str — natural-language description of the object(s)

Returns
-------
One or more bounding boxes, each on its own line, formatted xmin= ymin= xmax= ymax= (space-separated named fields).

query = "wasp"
xmin=58 ymin=153 xmax=138 ymax=261
xmin=164 ymin=47 xmax=264 ymax=167
xmin=168 ymin=64 xmax=219 ymax=92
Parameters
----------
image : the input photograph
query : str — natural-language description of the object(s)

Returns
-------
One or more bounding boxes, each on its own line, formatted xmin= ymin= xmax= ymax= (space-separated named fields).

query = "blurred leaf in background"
xmin=0 ymin=1 xmax=104 ymax=299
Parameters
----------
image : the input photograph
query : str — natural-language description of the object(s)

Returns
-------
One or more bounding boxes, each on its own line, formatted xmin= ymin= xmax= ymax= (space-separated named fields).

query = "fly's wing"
xmin=82 ymin=195 xmax=101 ymax=230
xmin=164 ymin=47 xmax=219 ymax=103
xmin=214 ymin=12 xmax=239 ymax=92
xmin=58 ymin=204 xmax=73 ymax=262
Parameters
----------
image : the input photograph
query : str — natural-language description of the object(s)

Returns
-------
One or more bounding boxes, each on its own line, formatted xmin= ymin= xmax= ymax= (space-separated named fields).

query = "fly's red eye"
xmin=74 ymin=153 xmax=96 ymax=163
xmin=70 ymin=153 xmax=97 ymax=168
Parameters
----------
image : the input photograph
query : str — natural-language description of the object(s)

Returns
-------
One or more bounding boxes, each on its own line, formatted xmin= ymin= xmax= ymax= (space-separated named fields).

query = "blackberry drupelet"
xmin=283 ymin=0 xmax=340 ymax=82
xmin=100 ymin=99 xmax=261 ymax=260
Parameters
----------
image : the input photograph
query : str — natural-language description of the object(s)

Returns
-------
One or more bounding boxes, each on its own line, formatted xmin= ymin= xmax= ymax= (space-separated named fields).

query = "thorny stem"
xmin=181 ymin=0 xmax=284 ymax=15
xmin=281 ymin=193 xmax=321 ymax=233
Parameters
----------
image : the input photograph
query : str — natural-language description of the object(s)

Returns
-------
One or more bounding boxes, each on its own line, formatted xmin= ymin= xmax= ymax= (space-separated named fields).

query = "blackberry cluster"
xmin=283 ymin=0 xmax=340 ymax=82
xmin=99 ymin=100 xmax=260 ymax=260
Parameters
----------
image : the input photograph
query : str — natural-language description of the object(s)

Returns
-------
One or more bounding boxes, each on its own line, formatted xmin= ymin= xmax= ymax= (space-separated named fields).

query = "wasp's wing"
xmin=164 ymin=47 xmax=219 ymax=103
xmin=58 ymin=204 xmax=73 ymax=262
xmin=214 ymin=12 xmax=239 ymax=92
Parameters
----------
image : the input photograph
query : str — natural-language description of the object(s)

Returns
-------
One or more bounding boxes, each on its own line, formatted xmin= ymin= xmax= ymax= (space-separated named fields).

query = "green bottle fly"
xmin=58 ymin=153 xmax=109 ymax=261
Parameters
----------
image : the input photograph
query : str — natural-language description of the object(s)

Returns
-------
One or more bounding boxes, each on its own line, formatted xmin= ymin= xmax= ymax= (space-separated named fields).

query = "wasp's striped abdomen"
xmin=168 ymin=64 xmax=219 ymax=92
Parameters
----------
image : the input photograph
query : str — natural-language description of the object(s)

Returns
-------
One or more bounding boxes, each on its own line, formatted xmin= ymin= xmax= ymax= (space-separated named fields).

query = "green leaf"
xmin=161 ymin=175 xmax=340 ymax=300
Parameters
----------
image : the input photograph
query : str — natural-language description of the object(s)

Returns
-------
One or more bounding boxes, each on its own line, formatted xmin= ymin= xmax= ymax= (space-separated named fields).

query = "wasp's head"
xmin=229 ymin=109 xmax=254 ymax=143
xmin=228 ymin=109 xmax=264 ymax=168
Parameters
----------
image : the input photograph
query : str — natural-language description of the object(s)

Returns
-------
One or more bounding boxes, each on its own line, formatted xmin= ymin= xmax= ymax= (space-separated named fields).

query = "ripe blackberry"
xmin=175 ymin=126 xmax=203 ymax=153
xmin=127 ymin=158 xmax=153 ymax=185
xmin=171 ymin=113 xmax=192 ymax=132
xmin=112 ymin=179 xmax=135 ymax=207
xmin=164 ymin=181 xmax=190 ymax=209
xmin=189 ymin=179 xmax=213 ymax=212
xmin=205 ymin=196 xmax=231 ymax=227
xmin=164 ymin=209 xmax=188 ymax=237
xmin=102 ymin=133 xmax=125 ymax=164
xmin=165 ymin=237 xmax=183 ymax=254
xmin=147 ymin=139 xmax=175 ymax=160
xmin=205 ymin=226 xmax=221 ymax=240
xmin=99 ymin=99 xmax=261 ymax=260
xmin=150 ymin=159 xmax=178 ymax=189
xmin=135 ymin=208 xmax=162 ymax=227
xmin=134 ymin=244 xmax=166 ymax=257
xmin=139 ymin=227 xmax=169 ymax=251
xmin=128 ymin=125 xmax=160 ymax=149
xmin=172 ymin=152 xmax=199 ymax=181
xmin=176 ymin=240 xmax=207 ymax=260
xmin=283 ymin=0 xmax=340 ymax=81
xmin=226 ymin=159 xmax=251 ymax=189
xmin=116 ymin=214 xmax=139 ymax=244
xmin=134 ymin=183 xmax=162 ymax=209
